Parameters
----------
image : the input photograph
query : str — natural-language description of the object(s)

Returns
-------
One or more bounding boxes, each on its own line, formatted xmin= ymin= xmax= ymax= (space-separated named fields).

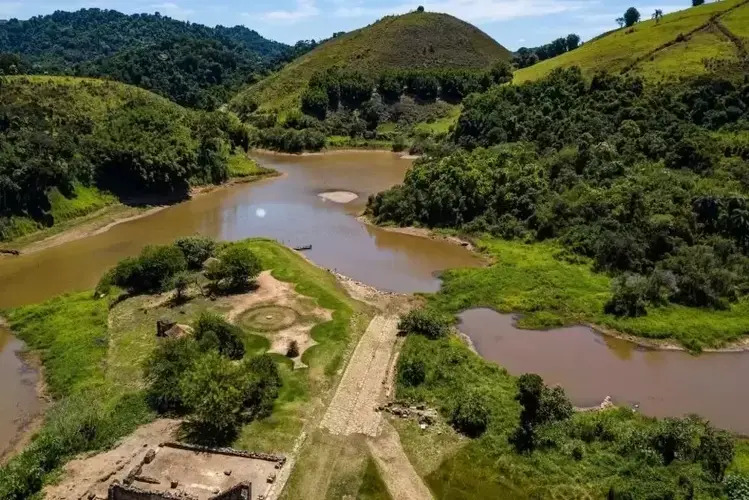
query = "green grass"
xmin=513 ymin=0 xmax=747 ymax=83
xmin=394 ymin=332 xmax=748 ymax=499
xmin=413 ymin=105 xmax=461 ymax=136
xmin=430 ymin=237 xmax=749 ymax=350
xmin=227 ymin=153 xmax=274 ymax=178
xmin=48 ymin=184 xmax=117 ymax=222
xmin=232 ymin=11 xmax=510 ymax=112
xmin=722 ymin=3 xmax=749 ymax=40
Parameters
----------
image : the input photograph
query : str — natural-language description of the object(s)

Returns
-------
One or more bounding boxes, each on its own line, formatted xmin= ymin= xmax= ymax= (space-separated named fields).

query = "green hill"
xmin=0 ymin=76 xmax=248 ymax=241
xmin=514 ymin=0 xmax=749 ymax=83
xmin=0 ymin=9 xmax=291 ymax=109
xmin=235 ymin=10 xmax=511 ymax=112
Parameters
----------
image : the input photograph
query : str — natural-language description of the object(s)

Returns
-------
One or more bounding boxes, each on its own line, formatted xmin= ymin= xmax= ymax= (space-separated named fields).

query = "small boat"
xmin=293 ymin=245 xmax=312 ymax=251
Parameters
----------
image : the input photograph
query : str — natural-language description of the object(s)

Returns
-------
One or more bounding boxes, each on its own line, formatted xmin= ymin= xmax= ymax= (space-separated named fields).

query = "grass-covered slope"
xmin=235 ymin=11 xmax=511 ymax=111
xmin=514 ymin=0 xmax=749 ymax=83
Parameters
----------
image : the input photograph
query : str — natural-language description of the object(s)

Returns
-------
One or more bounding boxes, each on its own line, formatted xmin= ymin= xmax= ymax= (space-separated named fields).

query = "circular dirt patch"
xmin=318 ymin=191 xmax=358 ymax=204
xmin=239 ymin=306 xmax=299 ymax=331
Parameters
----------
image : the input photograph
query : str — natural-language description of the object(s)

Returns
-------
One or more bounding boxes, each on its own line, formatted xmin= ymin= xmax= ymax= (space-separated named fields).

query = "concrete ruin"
xmin=108 ymin=442 xmax=283 ymax=500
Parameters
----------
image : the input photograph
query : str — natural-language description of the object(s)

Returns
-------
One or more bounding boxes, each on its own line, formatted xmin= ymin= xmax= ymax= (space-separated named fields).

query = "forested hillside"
xmin=0 ymin=9 xmax=291 ymax=109
xmin=514 ymin=0 xmax=749 ymax=82
xmin=370 ymin=67 xmax=749 ymax=324
xmin=0 ymin=76 xmax=251 ymax=240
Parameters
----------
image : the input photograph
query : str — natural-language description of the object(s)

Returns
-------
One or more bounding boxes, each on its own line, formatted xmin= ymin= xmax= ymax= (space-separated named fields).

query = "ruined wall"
xmin=209 ymin=482 xmax=251 ymax=500
xmin=108 ymin=482 xmax=197 ymax=500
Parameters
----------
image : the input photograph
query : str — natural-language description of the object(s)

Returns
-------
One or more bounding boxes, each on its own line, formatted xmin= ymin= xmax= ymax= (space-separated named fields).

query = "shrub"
xmin=725 ymin=474 xmax=749 ymax=500
xmin=450 ymin=389 xmax=491 ymax=437
xmin=110 ymin=245 xmax=187 ymax=294
xmin=193 ymin=312 xmax=246 ymax=360
xmin=175 ymin=236 xmax=216 ymax=270
xmin=398 ymin=357 xmax=426 ymax=387
xmin=397 ymin=309 xmax=450 ymax=339
xmin=143 ymin=337 xmax=200 ymax=412
xmin=698 ymin=426 xmax=734 ymax=482
xmin=180 ymin=351 xmax=249 ymax=442
xmin=172 ymin=271 xmax=193 ymax=302
xmin=605 ymin=273 xmax=649 ymax=317
xmin=242 ymin=354 xmax=282 ymax=419
xmin=650 ymin=417 xmax=700 ymax=465
xmin=286 ymin=340 xmax=299 ymax=358
xmin=206 ymin=244 xmax=262 ymax=292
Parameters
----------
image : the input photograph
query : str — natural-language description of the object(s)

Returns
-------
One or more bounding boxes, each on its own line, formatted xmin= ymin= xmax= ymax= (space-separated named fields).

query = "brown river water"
xmin=0 ymin=152 xmax=480 ymax=449
xmin=458 ymin=309 xmax=749 ymax=435
xmin=1 ymin=151 xmax=747 ymax=454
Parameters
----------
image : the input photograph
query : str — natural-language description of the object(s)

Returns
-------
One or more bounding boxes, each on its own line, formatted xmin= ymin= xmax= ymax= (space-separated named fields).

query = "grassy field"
xmin=430 ymin=237 xmax=749 ymax=350
xmin=233 ymin=11 xmax=510 ymax=112
xmin=0 ymin=238 xmax=372 ymax=497
xmin=227 ymin=153 xmax=276 ymax=179
xmin=514 ymin=0 xmax=748 ymax=83
xmin=392 ymin=332 xmax=749 ymax=499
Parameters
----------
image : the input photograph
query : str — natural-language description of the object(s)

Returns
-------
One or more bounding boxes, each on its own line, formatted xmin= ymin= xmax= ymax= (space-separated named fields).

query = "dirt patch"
xmin=44 ymin=419 xmax=181 ymax=500
xmin=318 ymin=191 xmax=359 ymax=204
xmin=227 ymin=271 xmax=333 ymax=368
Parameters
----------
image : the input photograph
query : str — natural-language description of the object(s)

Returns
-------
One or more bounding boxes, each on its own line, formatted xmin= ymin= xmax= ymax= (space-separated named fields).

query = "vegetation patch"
xmin=393 ymin=330 xmax=749 ymax=498
xmin=239 ymin=305 xmax=299 ymax=332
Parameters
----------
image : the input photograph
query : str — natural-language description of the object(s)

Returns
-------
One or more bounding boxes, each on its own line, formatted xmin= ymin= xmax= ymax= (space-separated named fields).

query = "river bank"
xmin=0 ymin=169 xmax=279 ymax=257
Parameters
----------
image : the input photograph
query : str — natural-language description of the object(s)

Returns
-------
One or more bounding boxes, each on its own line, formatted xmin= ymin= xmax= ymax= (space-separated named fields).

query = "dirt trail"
xmin=368 ymin=421 xmax=434 ymax=500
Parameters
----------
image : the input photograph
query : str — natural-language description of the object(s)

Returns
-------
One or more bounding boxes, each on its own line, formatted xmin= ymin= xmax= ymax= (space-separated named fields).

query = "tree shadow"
xmin=177 ymin=420 xmax=239 ymax=448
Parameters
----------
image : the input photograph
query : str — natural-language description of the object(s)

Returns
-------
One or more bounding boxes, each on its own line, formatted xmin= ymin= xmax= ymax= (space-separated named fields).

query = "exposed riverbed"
xmin=458 ymin=308 xmax=749 ymax=435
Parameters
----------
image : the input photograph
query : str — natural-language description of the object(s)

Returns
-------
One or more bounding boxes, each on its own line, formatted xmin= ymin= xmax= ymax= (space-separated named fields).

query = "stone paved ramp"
xmin=320 ymin=315 xmax=398 ymax=436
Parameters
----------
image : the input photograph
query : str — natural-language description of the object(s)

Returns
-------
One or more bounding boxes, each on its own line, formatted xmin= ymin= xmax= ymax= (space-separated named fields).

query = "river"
xmin=0 ymin=152 xmax=481 ymax=448
xmin=1 ymin=151 xmax=747 ymax=452
xmin=458 ymin=309 xmax=749 ymax=435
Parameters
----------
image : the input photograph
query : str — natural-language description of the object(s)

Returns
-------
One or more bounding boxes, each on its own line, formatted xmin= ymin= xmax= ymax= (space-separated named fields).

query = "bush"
xmin=392 ymin=135 xmax=408 ymax=152
xmin=698 ymin=426 xmax=734 ymax=482
xmin=286 ymin=340 xmax=299 ymax=357
xmin=180 ymin=351 xmax=249 ymax=442
xmin=172 ymin=271 xmax=193 ymax=302
xmin=111 ymin=244 xmax=187 ymax=294
xmin=175 ymin=236 xmax=216 ymax=270
xmin=450 ymin=388 xmax=491 ymax=437
xmin=206 ymin=244 xmax=262 ymax=292
xmin=193 ymin=312 xmax=246 ymax=360
xmin=725 ymin=474 xmax=749 ymax=500
xmin=143 ymin=337 xmax=200 ymax=412
xmin=605 ymin=273 xmax=649 ymax=317
xmin=242 ymin=354 xmax=282 ymax=419
xmin=397 ymin=309 xmax=450 ymax=339
xmin=398 ymin=357 xmax=426 ymax=387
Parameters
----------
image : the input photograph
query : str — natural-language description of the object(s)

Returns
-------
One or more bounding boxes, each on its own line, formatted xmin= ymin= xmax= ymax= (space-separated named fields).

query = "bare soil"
xmin=229 ymin=271 xmax=333 ymax=368
xmin=44 ymin=419 xmax=181 ymax=500
xmin=318 ymin=191 xmax=359 ymax=203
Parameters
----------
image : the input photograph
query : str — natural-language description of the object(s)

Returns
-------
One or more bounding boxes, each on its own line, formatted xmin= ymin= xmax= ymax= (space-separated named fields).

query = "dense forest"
xmin=369 ymin=68 xmax=749 ymax=317
xmin=238 ymin=63 xmax=514 ymax=153
xmin=0 ymin=76 xmax=251 ymax=240
xmin=0 ymin=9 xmax=294 ymax=109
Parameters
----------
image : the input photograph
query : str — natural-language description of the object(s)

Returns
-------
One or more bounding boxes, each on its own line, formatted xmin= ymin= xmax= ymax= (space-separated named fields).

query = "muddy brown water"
xmin=0 ymin=324 xmax=44 ymax=460
xmin=0 ymin=152 xmax=481 ymax=449
xmin=458 ymin=308 xmax=749 ymax=435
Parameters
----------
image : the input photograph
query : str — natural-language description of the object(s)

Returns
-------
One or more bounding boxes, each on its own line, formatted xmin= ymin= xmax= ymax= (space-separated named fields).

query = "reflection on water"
xmin=458 ymin=308 xmax=749 ymax=435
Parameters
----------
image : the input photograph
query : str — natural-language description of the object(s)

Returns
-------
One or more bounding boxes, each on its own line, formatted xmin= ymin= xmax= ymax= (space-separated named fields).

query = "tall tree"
xmin=624 ymin=7 xmax=641 ymax=27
